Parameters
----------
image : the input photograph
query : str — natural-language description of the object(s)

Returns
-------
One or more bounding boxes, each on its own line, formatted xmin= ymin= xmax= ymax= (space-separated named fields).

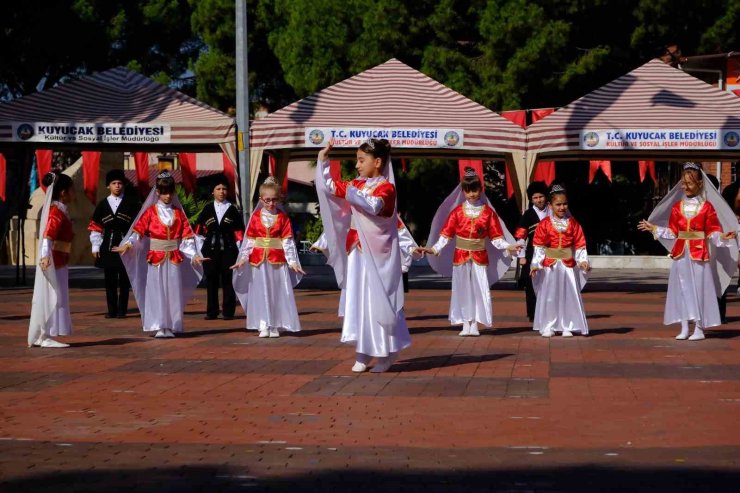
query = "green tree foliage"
xmin=0 ymin=0 xmax=199 ymax=99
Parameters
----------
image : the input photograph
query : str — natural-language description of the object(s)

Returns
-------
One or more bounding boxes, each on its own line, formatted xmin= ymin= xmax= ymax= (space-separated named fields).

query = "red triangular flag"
xmin=82 ymin=151 xmax=101 ymax=204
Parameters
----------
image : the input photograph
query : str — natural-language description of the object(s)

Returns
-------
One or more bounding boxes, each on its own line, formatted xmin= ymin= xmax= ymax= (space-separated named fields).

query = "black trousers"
xmin=104 ymin=266 xmax=130 ymax=316
xmin=518 ymin=263 xmax=537 ymax=321
xmin=205 ymin=258 xmax=237 ymax=318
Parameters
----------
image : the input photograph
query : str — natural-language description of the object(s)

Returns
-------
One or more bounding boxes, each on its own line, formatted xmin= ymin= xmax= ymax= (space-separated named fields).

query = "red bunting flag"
xmin=267 ymin=155 xmax=288 ymax=194
xmin=36 ymin=149 xmax=53 ymax=191
xmin=530 ymin=109 xmax=556 ymax=185
xmin=329 ymin=160 xmax=341 ymax=182
xmin=134 ymin=152 xmax=150 ymax=197
xmin=0 ymin=152 xmax=6 ymax=202
xmin=638 ymin=160 xmax=656 ymax=184
xmin=401 ymin=158 xmax=409 ymax=173
xmin=81 ymin=151 xmax=101 ymax=204
xmin=178 ymin=153 xmax=197 ymax=195
xmin=458 ymin=160 xmax=484 ymax=189
xmin=222 ymin=153 xmax=237 ymax=201
xmin=500 ymin=110 xmax=527 ymax=129
xmin=589 ymin=160 xmax=612 ymax=183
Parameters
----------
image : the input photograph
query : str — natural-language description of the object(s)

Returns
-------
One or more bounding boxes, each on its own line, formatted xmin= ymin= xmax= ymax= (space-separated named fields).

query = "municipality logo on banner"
xmin=304 ymin=128 xmax=464 ymax=149
xmin=577 ymin=129 xmax=740 ymax=150
xmin=10 ymin=122 xmax=172 ymax=144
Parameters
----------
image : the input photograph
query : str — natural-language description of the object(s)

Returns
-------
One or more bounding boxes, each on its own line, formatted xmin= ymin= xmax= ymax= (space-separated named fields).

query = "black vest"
xmin=196 ymin=202 xmax=245 ymax=261
xmin=91 ymin=195 xmax=141 ymax=269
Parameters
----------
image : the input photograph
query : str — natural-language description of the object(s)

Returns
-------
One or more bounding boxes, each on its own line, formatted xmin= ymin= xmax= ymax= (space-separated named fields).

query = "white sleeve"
xmin=531 ymin=245 xmax=545 ymax=269
xmin=90 ymin=231 xmax=103 ymax=253
xmin=398 ymin=227 xmax=419 ymax=257
xmin=491 ymin=237 xmax=511 ymax=252
xmin=430 ymin=235 xmax=450 ymax=254
xmin=709 ymin=231 xmax=734 ymax=248
xmin=654 ymin=226 xmax=676 ymax=240
xmin=575 ymin=247 xmax=589 ymax=264
xmin=238 ymin=238 xmax=255 ymax=262
xmin=516 ymin=239 xmax=526 ymax=258
xmin=312 ymin=232 xmax=328 ymax=252
xmin=283 ymin=238 xmax=300 ymax=266
xmin=345 ymin=186 xmax=384 ymax=215
xmin=40 ymin=238 xmax=52 ymax=258
xmin=179 ymin=237 xmax=197 ymax=260
xmin=319 ymin=159 xmax=336 ymax=193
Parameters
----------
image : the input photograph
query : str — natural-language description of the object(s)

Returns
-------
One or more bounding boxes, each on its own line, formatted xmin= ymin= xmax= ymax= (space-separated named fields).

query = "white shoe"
xmin=458 ymin=321 xmax=471 ymax=337
xmin=154 ymin=329 xmax=168 ymax=338
xmin=562 ymin=330 xmax=574 ymax=338
xmin=164 ymin=329 xmax=175 ymax=338
xmin=541 ymin=329 xmax=554 ymax=338
xmin=39 ymin=338 xmax=69 ymax=348
xmin=351 ymin=362 xmax=368 ymax=373
xmin=268 ymin=327 xmax=280 ymax=338
xmin=468 ymin=322 xmax=480 ymax=337
xmin=689 ymin=328 xmax=705 ymax=341
xmin=258 ymin=329 xmax=269 ymax=338
xmin=370 ymin=353 xmax=398 ymax=373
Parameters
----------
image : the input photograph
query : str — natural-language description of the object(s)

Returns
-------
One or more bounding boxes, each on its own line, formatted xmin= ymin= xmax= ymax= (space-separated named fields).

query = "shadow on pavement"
xmin=2 ymin=465 xmax=739 ymax=492
xmin=392 ymin=353 xmax=514 ymax=372
xmin=587 ymin=327 xmax=635 ymax=336
xmin=71 ymin=337 xmax=150 ymax=347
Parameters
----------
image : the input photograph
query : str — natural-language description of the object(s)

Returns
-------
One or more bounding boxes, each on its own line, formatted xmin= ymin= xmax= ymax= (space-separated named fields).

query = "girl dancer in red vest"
xmin=530 ymin=184 xmax=590 ymax=337
xmin=316 ymin=138 xmax=409 ymax=373
xmin=231 ymin=177 xmax=304 ymax=337
xmin=639 ymin=162 xmax=736 ymax=340
xmin=420 ymin=168 xmax=519 ymax=336
xmin=29 ymin=171 xmax=76 ymax=348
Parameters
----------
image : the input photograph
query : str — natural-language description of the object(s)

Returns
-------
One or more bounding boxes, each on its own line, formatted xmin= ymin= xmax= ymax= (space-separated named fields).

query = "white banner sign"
xmin=304 ymin=128 xmax=464 ymax=149
xmin=580 ymin=129 xmax=739 ymax=150
xmin=11 ymin=122 xmax=171 ymax=144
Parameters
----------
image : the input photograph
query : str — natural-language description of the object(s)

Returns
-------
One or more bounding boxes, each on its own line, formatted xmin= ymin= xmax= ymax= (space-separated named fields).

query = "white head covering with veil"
xmin=232 ymin=178 xmax=303 ymax=312
xmin=426 ymin=169 xmax=515 ymax=286
xmin=28 ymin=176 xmax=60 ymax=346
xmin=648 ymin=162 xmax=738 ymax=293
xmin=118 ymin=171 xmax=203 ymax=327
xmin=315 ymin=142 xmax=403 ymax=326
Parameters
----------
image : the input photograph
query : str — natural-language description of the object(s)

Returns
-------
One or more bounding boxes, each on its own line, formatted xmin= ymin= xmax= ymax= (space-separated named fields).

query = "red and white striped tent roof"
xmin=0 ymin=67 xmax=235 ymax=149
xmin=527 ymin=59 xmax=740 ymax=159
xmin=250 ymin=58 xmax=526 ymax=160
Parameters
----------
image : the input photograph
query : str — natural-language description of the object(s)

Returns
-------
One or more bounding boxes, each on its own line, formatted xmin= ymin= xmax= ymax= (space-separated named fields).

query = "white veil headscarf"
xmin=232 ymin=191 xmax=303 ymax=313
xmin=28 ymin=176 xmax=60 ymax=346
xmin=426 ymin=182 xmax=515 ymax=286
xmin=119 ymin=172 xmax=203 ymax=327
xmin=315 ymin=147 xmax=403 ymax=326
xmin=647 ymin=163 xmax=738 ymax=293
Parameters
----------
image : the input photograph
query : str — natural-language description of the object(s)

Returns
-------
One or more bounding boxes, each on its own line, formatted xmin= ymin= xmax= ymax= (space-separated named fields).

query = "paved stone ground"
xmin=0 ymin=280 xmax=739 ymax=491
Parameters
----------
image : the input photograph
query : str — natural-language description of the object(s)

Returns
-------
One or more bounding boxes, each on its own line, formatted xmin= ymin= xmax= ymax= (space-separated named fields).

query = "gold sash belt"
xmin=677 ymin=231 xmax=705 ymax=240
xmin=545 ymin=247 xmax=573 ymax=260
xmin=52 ymin=241 xmax=71 ymax=253
xmin=455 ymin=236 xmax=486 ymax=252
xmin=254 ymin=237 xmax=284 ymax=249
xmin=149 ymin=238 xmax=179 ymax=251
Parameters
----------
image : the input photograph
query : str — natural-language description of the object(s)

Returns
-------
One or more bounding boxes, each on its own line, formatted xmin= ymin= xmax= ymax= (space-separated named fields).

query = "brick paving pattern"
xmin=0 ymin=285 xmax=739 ymax=491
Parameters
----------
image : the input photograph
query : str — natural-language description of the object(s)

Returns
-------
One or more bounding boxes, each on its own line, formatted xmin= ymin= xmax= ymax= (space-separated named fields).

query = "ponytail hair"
xmin=358 ymin=138 xmax=391 ymax=169
xmin=42 ymin=171 xmax=73 ymax=201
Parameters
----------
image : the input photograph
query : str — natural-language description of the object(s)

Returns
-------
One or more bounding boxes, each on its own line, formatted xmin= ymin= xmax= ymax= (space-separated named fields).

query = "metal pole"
xmin=235 ymin=0 xmax=251 ymax=221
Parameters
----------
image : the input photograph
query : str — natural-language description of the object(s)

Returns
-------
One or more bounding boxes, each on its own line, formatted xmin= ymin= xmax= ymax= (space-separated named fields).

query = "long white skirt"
xmin=48 ymin=266 xmax=72 ymax=337
xmin=341 ymin=248 xmax=411 ymax=357
xmin=664 ymin=256 xmax=721 ymax=327
xmin=533 ymin=263 xmax=588 ymax=334
xmin=450 ymin=261 xmax=492 ymax=326
xmin=246 ymin=263 xmax=301 ymax=332
xmin=143 ymin=262 xmax=185 ymax=333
